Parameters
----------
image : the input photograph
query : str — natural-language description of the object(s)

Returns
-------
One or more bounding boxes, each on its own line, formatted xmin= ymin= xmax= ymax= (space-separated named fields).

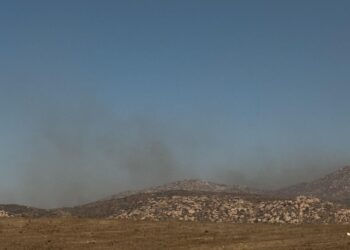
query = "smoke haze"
xmin=0 ymin=95 xmax=348 ymax=208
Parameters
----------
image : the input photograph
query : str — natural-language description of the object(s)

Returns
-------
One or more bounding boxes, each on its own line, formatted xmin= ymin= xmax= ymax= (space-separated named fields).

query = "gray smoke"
xmin=211 ymin=149 xmax=348 ymax=190
xmin=1 ymin=91 xmax=348 ymax=208
xmin=2 ymin=97 xmax=197 ymax=208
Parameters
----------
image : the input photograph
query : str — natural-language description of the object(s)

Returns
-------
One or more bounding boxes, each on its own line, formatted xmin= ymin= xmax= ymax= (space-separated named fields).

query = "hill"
xmin=1 ymin=167 xmax=350 ymax=224
xmin=0 ymin=204 xmax=57 ymax=218
xmin=104 ymin=179 xmax=256 ymax=200
xmin=276 ymin=166 xmax=350 ymax=204
xmin=67 ymin=190 xmax=350 ymax=224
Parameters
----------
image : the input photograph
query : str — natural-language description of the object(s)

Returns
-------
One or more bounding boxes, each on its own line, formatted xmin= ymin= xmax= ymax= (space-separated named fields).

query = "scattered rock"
xmin=102 ymin=192 xmax=350 ymax=224
xmin=0 ymin=210 xmax=9 ymax=217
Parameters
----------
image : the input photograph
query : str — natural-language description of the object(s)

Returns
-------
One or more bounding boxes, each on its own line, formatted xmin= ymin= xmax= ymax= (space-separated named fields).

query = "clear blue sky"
xmin=1 ymin=1 xmax=350 ymax=207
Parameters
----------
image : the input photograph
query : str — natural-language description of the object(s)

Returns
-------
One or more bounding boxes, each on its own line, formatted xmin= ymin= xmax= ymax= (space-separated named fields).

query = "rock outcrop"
xmin=0 ymin=210 xmax=9 ymax=217
xmin=111 ymin=194 xmax=350 ymax=224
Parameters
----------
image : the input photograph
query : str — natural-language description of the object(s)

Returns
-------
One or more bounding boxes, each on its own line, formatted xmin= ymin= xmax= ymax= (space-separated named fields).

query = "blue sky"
xmin=1 ymin=1 xmax=350 ymax=207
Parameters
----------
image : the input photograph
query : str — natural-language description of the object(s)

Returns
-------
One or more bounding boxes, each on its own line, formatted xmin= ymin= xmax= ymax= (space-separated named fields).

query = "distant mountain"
xmin=276 ymin=166 xmax=350 ymax=204
xmin=105 ymin=179 xmax=256 ymax=200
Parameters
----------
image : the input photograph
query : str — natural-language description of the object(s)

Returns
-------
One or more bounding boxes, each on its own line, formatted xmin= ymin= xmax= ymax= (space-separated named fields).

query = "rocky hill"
xmin=68 ymin=190 xmax=350 ymax=224
xmin=1 ymin=166 xmax=350 ymax=224
xmin=66 ymin=166 xmax=350 ymax=224
xmin=276 ymin=166 xmax=350 ymax=204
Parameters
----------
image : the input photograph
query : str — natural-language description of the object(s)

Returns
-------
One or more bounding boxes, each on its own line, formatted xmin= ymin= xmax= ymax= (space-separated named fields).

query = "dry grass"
xmin=0 ymin=218 xmax=349 ymax=249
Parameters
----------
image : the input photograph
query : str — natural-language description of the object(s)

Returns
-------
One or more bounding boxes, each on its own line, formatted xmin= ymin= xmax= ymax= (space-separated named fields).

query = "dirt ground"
xmin=0 ymin=218 xmax=349 ymax=249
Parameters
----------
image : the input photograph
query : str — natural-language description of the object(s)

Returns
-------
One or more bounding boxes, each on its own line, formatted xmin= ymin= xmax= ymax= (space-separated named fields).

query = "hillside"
xmin=105 ymin=179 xmax=255 ymax=200
xmin=0 ymin=204 xmax=57 ymax=218
xmin=1 ymin=166 xmax=350 ymax=224
xmin=276 ymin=166 xmax=350 ymax=204
xmin=65 ymin=167 xmax=350 ymax=223
xmin=67 ymin=190 xmax=350 ymax=224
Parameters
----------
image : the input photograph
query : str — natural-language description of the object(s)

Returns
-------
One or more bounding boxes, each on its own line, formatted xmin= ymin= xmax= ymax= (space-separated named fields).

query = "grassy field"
xmin=0 ymin=218 xmax=349 ymax=249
